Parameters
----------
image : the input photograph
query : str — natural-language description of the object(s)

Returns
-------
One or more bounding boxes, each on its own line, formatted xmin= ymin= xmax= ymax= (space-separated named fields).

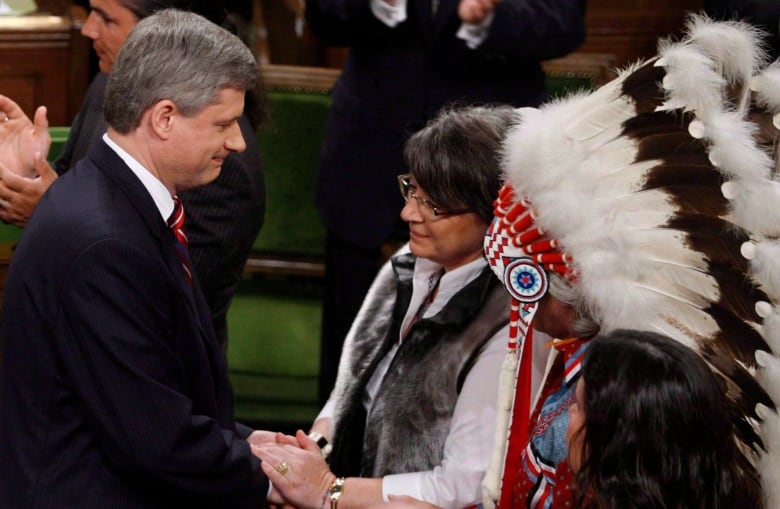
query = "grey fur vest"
xmin=327 ymin=252 xmax=509 ymax=477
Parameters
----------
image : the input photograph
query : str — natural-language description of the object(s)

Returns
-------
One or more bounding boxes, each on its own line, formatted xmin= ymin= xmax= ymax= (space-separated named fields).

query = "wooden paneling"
xmin=580 ymin=0 xmax=704 ymax=68
xmin=0 ymin=13 xmax=89 ymax=125
xmin=262 ymin=63 xmax=340 ymax=92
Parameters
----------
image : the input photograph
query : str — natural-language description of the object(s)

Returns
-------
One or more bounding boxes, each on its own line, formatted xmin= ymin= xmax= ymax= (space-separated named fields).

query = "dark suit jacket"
xmin=307 ymin=0 xmax=586 ymax=248
xmin=54 ymin=73 xmax=265 ymax=346
xmin=0 ymin=141 xmax=268 ymax=508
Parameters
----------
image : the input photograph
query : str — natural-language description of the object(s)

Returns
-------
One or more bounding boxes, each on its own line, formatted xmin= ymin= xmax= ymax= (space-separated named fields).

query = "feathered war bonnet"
xmin=482 ymin=14 xmax=780 ymax=508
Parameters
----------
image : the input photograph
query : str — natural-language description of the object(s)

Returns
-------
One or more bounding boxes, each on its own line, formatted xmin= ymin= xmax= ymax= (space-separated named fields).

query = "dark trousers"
xmin=318 ymin=231 xmax=382 ymax=404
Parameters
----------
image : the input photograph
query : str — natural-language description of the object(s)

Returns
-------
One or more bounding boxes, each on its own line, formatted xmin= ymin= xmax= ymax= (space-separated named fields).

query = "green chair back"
xmin=49 ymin=126 xmax=70 ymax=161
xmin=227 ymin=65 xmax=339 ymax=427
xmin=252 ymin=91 xmax=330 ymax=259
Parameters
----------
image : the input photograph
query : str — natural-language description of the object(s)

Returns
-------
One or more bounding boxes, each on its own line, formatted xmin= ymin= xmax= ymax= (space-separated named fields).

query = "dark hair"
xmin=118 ymin=0 xmax=267 ymax=129
xmin=574 ymin=329 xmax=762 ymax=509
xmin=120 ymin=0 xmax=224 ymax=22
xmin=403 ymin=104 xmax=515 ymax=224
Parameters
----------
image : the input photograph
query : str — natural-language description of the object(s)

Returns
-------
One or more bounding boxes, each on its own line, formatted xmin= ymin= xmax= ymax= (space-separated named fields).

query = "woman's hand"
xmin=253 ymin=430 xmax=336 ymax=509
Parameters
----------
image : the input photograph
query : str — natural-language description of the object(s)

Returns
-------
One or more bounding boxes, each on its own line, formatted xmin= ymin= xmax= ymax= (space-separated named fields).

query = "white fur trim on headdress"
xmin=484 ymin=12 xmax=780 ymax=508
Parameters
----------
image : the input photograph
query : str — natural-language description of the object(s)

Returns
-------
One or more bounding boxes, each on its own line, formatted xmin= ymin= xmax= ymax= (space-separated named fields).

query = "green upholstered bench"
xmin=227 ymin=277 xmax=323 ymax=424
xmin=227 ymin=65 xmax=339 ymax=427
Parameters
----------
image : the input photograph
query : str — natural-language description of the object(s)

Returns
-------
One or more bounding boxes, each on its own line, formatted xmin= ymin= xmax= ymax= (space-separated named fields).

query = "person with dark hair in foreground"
xmin=567 ymin=329 xmax=759 ymax=508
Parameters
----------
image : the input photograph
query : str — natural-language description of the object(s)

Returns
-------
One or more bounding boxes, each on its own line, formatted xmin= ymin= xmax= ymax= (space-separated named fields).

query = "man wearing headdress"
xmin=483 ymin=14 xmax=780 ymax=508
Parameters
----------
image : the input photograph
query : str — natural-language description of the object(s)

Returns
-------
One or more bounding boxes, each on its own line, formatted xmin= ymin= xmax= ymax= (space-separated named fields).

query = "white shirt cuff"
xmin=316 ymin=395 xmax=337 ymax=422
xmin=371 ymin=0 xmax=407 ymax=27
xmin=456 ymin=12 xmax=495 ymax=49
xmin=382 ymin=471 xmax=425 ymax=501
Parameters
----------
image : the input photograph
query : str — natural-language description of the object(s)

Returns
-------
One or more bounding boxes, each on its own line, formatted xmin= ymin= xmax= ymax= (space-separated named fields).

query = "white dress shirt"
xmin=370 ymin=0 xmax=494 ymax=49
xmin=103 ymin=133 xmax=173 ymax=221
xmin=318 ymin=252 xmax=512 ymax=508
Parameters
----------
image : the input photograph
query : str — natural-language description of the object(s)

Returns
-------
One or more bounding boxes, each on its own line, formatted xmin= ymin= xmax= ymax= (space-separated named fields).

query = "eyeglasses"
xmin=397 ymin=174 xmax=472 ymax=219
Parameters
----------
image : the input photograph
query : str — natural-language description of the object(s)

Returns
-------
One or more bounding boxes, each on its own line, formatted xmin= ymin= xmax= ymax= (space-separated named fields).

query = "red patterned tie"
xmin=168 ymin=196 xmax=192 ymax=285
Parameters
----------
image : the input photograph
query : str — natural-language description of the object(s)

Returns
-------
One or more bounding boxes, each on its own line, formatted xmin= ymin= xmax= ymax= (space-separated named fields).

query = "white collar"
xmin=103 ymin=133 xmax=174 ymax=221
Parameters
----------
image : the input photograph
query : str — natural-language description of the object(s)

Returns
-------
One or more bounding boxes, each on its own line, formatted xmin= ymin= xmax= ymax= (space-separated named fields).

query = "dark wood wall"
xmin=581 ymin=0 xmax=704 ymax=68
xmin=0 ymin=7 xmax=89 ymax=126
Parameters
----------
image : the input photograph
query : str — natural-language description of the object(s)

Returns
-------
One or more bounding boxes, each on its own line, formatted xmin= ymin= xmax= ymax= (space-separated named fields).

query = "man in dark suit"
xmin=0 ymin=0 xmax=265 ymax=349
xmin=306 ymin=0 xmax=587 ymax=404
xmin=0 ymin=10 xmax=270 ymax=508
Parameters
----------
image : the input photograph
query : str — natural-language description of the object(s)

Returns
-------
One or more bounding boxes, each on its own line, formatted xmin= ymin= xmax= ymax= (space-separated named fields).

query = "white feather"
xmin=684 ymin=14 xmax=767 ymax=113
xmin=751 ymin=240 xmax=780 ymax=303
xmin=562 ymin=60 xmax=656 ymax=139
xmin=658 ymin=42 xmax=726 ymax=117
xmin=756 ymin=352 xmax=780 ymax=509
xmin=481 ymin=350 xmax=517 ymax=509
xmin=752 ymin=63 xmax=780 ymax=113
xmin=494 ymin=16 xmax=780 ymax=504
xmin=705 ymin=110 xmax=773 ymax=181
xmin=762 ymin=309 xmax=780 ymax=355
xmin=727 ymin=179 xmax=780 ymax=236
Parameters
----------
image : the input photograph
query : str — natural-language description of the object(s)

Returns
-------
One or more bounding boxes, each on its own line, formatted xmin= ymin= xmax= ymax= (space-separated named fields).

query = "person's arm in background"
xmin=0 ymin=95 xmax=58 ymax=226
xmin=465 ymin=0 xmax=587 ymax=62
xmin=255 ymin=323 xmax=509 ymax=509
xmin=0 ymin=71 xmax=112 ymax=227
xmin=305 ymin=0 xmax=407 ymax=46
xmin=0 ymin=95 xmax=50 ymax=178
xmin=306 ymin=0 xmax=586 ymax=65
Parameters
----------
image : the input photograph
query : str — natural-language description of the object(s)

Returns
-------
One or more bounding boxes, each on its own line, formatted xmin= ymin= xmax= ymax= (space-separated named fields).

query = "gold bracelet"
xmin=329 ymin=477 xmax=345 ymax=509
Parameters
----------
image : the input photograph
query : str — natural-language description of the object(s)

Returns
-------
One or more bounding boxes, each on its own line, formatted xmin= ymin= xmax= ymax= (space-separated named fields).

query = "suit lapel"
xmin=88 ymin=140 xmax=218 ymax=353
xmin=430 ymin=0 xmax=457 ymax=43
xmin=414 ymin=0 xmax=434 ymax=43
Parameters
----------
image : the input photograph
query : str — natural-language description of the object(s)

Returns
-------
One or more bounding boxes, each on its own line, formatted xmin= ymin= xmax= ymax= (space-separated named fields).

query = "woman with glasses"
xmin=253 ymin=105 xmax=517 ymax=509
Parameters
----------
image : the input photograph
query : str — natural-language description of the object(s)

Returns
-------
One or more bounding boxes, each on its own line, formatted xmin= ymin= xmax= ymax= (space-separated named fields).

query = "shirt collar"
xmin=103 ymin=133 xmax=174 ymax=221
xmin=414 ymin=255 xmax=487 ymax=317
